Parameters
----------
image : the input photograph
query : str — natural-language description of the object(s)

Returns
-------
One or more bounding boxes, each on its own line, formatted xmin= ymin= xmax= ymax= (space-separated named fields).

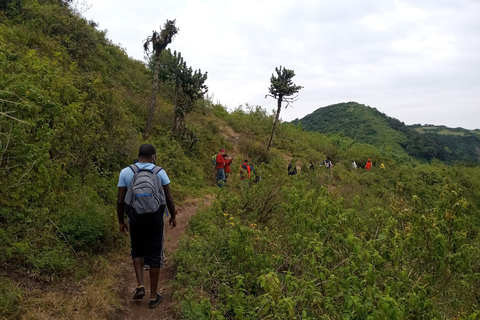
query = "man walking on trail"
xmin=215 ymin=148 xmax=226 ymax=187
xmin=117 ymin=144 xmax=177 ymax=309
xmin=365 ymin=159 xmax=372 ymax=170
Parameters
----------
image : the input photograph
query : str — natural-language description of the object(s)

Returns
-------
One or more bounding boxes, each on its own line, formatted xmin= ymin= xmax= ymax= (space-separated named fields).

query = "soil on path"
xmin=115 ymin=196 xmax=213 ymax=320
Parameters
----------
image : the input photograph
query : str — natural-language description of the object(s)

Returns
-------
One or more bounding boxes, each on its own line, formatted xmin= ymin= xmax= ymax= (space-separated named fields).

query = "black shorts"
xmin=127 ymin=205 xmax=165 ymax=267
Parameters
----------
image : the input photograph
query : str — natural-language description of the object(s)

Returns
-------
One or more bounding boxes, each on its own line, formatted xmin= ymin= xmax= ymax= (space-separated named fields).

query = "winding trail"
xmin=115 ymin=196 xmax=213 ymax=320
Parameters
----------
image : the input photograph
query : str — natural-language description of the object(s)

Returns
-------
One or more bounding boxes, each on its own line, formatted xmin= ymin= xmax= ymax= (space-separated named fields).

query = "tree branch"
xmin=0 ymin=124 xmax=12 ymax=168
xmin=8 ymin=159 xmax=37 ymax=189
xmin=0 ymin=111 xmax=31 ymax=125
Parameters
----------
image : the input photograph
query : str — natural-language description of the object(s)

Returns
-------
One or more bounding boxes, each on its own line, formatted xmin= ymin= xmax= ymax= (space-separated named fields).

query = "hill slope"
xmin=292 ymin=102 xmax=480 ymax=164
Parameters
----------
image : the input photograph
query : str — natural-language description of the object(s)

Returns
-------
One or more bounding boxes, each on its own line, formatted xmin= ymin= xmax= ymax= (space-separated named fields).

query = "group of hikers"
xmin=116 ymin=144 xmax=265 ymax=310
xmin=287 ymin=158 xmax=383 ymax=175
xmin=214 ymin=148 xmax=258 ymax=187
xmin=214 ymin=148 xmax=385 ymax=186
xmin=116 ymin=144 xmax=387 ymax=310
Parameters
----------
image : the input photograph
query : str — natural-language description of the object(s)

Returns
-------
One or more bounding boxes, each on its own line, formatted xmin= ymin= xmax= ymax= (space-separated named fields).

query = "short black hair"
xmin=138 ymin=144 xmax=156 ymax=157
xmin=244 ymin=159 xmax=248 ymax=163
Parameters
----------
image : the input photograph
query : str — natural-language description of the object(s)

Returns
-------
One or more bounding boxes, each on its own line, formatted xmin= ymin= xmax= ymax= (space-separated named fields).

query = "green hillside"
xmin=292 ymin=102 xmax=480 ymax=164
xmin=1 ymin=2 xmax=480 ymax=319
xmin=0 ymin=1 xmax=221 ymax=318
xmin=291 ymin=102 xmax=408 ymax=155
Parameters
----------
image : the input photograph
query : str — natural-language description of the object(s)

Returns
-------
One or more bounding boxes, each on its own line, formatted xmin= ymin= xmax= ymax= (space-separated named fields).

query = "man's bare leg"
xmin=149 ymin=267 xmax=160 ymax=299
xmin=133 ymin=257 xmax=144 ymax=287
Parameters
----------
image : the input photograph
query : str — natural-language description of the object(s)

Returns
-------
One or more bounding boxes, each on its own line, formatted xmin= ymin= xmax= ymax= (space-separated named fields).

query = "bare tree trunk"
xmin=144 ymin=55 xmax=161 ymax=139
xmin=172 ymin=79 xmax=180 ymax=135
xmin=175 ymin=112 xmax=186 ymax=135
xmin=267 ymin=96 xmax=283 ymax=151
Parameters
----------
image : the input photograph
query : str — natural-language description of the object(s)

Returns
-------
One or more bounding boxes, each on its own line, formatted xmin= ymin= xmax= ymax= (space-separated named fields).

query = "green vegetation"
xmin=1 ymin=1 xmax=480 ymax=319
xmin=291 ymin=102 xmax=480 ymax=164
xmin=173 ymin=116 xmax=480 ymax=318
xmin=0 ymin=1 xmax=214 ymax=318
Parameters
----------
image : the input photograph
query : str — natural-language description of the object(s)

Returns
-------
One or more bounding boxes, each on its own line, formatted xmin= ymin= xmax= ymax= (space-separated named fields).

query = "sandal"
xmin=132 ymin=286 xmax=145 ymax=299
xmin=149 ymin=293 xmax=163 ymax=309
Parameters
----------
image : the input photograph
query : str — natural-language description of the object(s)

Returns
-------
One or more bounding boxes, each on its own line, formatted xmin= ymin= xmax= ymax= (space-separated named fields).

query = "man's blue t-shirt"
xmin=118 ymin=163 xmax=171 ymax=188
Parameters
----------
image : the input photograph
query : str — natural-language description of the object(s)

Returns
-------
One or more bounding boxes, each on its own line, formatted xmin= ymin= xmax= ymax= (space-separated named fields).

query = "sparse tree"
xmin=265 ymin=66 xmax=303 ymax=150
xmin=173 ymin=66 xmax=208 ymax=135
xmin=143 ymin=19 xmax=178 ymax=138
xmin=157 ymin=49 xmax=207 ymax=136
xmin=158 ymin=50 xmax=186 ymax=133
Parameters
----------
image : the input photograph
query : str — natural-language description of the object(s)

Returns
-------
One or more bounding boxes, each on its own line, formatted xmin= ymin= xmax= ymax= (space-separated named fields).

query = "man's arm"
xmin=163 ymin=184 xmax=177 ymax=228
xmin=117 ymin=187 xmax=128 ymax=234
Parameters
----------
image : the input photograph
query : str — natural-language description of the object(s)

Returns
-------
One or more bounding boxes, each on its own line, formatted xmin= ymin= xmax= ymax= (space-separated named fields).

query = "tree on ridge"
xmin=143 ymin=19 xmax=178 ymax=138
xmin=266 ymin=66 xmax=303 ymax=150
xmin=157 ymin=49 xmax=208 ymax=136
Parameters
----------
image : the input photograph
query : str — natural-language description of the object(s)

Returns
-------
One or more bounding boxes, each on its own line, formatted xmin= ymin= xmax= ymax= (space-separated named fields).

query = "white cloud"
xmin=82 ymin=0 xmax=480 ymax=129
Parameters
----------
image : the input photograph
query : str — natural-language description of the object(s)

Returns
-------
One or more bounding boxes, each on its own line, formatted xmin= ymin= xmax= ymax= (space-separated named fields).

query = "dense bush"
xmin=173 ymin=161 xmax=480 ymax=319
xmin=0 ymin=0 xmax=214 ymax=285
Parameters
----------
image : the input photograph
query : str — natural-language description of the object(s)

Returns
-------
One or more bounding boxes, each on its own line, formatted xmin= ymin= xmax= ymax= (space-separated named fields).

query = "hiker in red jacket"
xmin=223 ymin=154 xmax=232 ymax=184
xmin=216 ymin=149 xmax=226 ymax=187
xmin=365 ymin=159 xmax=372 ymax=170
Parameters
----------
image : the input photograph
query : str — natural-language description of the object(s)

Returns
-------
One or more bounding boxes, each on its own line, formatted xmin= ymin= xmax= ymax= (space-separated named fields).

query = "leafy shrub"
xmin=57 ymin=191 xmax=116 ymax=254
xmin=173 ymin=159 xmax=480 ymax=319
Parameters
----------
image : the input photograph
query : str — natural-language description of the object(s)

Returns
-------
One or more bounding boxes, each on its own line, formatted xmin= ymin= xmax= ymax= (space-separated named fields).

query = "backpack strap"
xmin=152 ymin=166 xmax=163 ymax=174
xmin=128 ymin=164 xmax=163 ymax=174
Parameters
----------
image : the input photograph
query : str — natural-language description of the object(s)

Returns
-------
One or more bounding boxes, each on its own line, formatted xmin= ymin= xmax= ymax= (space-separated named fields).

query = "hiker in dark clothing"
xmin=324 ymin=157 xmax=333 ymax=169
xmin=288 ymin=162 xmax=297 ymax=175
xmin=117 ymin=144 xmax=176 ymax=309
xmin=240 ymin=160 xmax=251 ymax=180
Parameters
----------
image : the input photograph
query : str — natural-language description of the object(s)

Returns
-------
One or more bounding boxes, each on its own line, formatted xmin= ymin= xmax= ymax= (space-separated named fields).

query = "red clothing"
xmin=365 ymin=161 xmax=372 ymax=170
xmin=215 ymin=153 xmax=226 ymax=170
xmin=224 ymin=158 xmax=232 ymax=173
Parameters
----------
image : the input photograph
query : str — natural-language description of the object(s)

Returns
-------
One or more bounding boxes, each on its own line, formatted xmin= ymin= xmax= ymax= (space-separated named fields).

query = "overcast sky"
xmin=81 ymin=0 xmax=480 ymax=130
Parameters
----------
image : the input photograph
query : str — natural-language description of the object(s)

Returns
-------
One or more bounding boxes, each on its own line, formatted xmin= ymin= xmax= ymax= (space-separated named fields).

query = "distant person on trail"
xmin=309 ymin=162 xmax=315 ymax=171
xmin=365 ymin=159 xmax=372 ymax=170
xmin=117 ymin=144 xmax=176 ymax=309
xmin=324 ymin=157 xmax=334 ymax=169
xmin=215 ymin=149 xmax=226 ymax=187
xmin=352 ymin=160 xmax=357 ymax=169
xmin=223 ymin=154 xmax=232 ymax=184
xmin=240 ymin=160 xmax=251 ymax=180
xmin=288 ymin=162 xmax=297 ymax=176
xmin=380 ymin=163 xmax=385 ymax=169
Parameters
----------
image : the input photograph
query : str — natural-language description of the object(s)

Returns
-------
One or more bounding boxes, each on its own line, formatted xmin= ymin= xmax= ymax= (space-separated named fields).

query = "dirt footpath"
xmin=115 ymin=196 xmax=212 ymax=320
